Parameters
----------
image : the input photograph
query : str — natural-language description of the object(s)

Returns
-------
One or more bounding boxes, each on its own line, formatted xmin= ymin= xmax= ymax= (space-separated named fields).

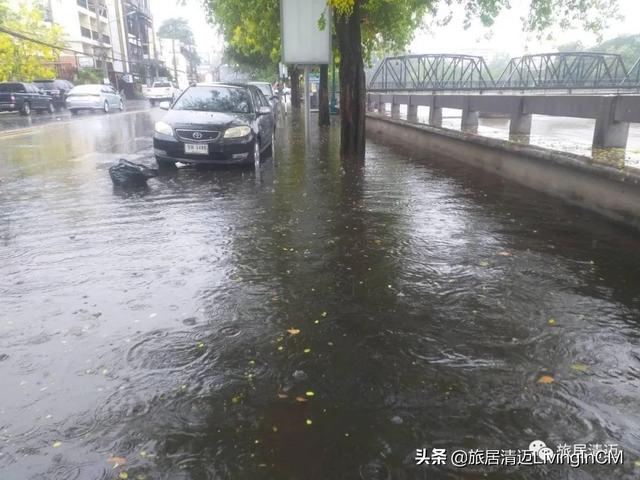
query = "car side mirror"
xmin=257 ymin=106 xmax=271 ymax=115
xmin=159 ymin=101 xmax=171 ymax=110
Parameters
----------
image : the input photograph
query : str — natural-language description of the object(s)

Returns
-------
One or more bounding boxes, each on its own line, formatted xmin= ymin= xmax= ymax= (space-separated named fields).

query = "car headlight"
xmin=224 ymin=125 xmax=251 ymax=138
xmin=155 ymin=121 xmax=173 ymax=136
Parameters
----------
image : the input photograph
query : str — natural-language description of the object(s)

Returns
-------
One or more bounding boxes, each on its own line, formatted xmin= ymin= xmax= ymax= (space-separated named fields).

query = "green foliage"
xmin=158 ymin=17 xmax=195 ymax=45
xmin=589 ymin=34 xmax=640 ymax=69
xmin=0 ymin=1 xmax=66 ymax=82
xmin=75 ymin=68 xmax=102 ymax=84
xmin=205 ymin=0 xmax=280 ymax=69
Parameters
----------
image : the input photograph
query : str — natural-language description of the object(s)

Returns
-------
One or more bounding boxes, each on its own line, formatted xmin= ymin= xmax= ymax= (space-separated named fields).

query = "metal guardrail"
xmin=369 ymin=52 xmax=640 ymax=91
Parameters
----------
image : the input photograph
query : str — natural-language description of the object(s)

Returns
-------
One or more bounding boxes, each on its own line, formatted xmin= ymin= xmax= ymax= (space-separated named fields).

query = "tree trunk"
xmin=334 ymin=1 xmax=366 ymax=159
xmin=318 ymin=64 xmax=330 ymax=126
xmin=290 ymin=66 xmax=301 ymax=111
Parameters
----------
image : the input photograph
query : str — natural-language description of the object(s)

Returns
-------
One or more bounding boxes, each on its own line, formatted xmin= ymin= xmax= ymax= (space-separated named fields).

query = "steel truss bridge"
xmin=368 ymin=52 xmax=640 ymax=92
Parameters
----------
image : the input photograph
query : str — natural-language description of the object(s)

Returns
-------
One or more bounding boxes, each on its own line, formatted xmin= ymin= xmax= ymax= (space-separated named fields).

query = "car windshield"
xmin=153 ymin=82 xmax=171 ymax=88
xmin=34 ymin=81 xmax=55 ymax=89
xmin=172 ymin=86 xmax=252 ymax=113
xmin=0 ymin=83 xmax=23 ymax=92
xmin=69 ymin=85 xmax=102 ymax=95
xmin=252 ymin=83 xmax=273 ymax=97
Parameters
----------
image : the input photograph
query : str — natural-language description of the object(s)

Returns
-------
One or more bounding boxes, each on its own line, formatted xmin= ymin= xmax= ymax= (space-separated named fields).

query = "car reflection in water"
xmin=153 ymin=83 xmax=276 ymax=168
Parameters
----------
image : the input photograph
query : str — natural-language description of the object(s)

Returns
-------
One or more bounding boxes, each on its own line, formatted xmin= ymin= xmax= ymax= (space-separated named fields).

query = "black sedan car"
xmin=153 ymin=83 xmax=275 ymax=168
xmin=33 ymin=79 xmax=75 ymax=111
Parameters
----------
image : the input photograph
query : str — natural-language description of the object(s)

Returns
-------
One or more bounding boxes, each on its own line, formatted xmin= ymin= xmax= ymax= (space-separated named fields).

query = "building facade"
xmin=41 ymin=0 xmax=158 ymax=88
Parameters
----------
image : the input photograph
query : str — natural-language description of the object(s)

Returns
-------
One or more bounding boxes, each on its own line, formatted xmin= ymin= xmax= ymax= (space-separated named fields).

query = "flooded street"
xmin=1 ymin=109 xmax=640 ymax=479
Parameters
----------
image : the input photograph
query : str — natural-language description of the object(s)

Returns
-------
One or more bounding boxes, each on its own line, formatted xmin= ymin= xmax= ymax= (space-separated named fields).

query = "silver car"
xmin=66 ymin=84 xmax=124 ymax=115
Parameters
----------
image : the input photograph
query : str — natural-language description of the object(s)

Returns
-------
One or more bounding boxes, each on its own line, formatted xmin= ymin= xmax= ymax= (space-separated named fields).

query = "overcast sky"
xmin=150 ymin=0 xmax=639 ymax=62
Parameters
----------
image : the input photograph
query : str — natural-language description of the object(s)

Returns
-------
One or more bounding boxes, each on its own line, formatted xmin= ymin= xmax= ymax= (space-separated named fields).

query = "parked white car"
xmin=66 ymin=84 xmax=123 ymax=115
xmin=144 ymin=81 xmax=179 ymax=106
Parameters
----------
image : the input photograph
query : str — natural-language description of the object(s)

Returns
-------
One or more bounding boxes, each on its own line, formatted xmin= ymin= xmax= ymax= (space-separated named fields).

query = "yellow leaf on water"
xmin=634 ymin=459 xmax=640 ymax=467
xmin=321 ymin=312 xmax=327 ymax=317
xmin=119 ymin=473 xmax=129 ymax=480
xmin=305 ymin=391 xmax=315 ymax=397
xmin=479 ymin=260 xmax=489 ymax=267
xmin=548 ymin=318 xmax=556 ymax=325
xmin=52 ymin=441 xmax=62 ymax=448
xmin=107 ymin=456 xmax=127 ymax=467
xmin=305 ymin=419 xmax=313 ymax=425
xmin=497 ymin=251 xmax=511 ymax=257
xmin=537 ymin=375 xmax=555 ymax=384
xmin=295 ymin=396 xmax=308 ymax=402
xmin=571 ymin=363 xmax=588 ymax=372
xmin=303 ymin=348 xmax=311 ymax=354
xmin=287 ymin=328 xmax=300 ymax=335
xmin=277 ymin=392 xmax=288 ymax=399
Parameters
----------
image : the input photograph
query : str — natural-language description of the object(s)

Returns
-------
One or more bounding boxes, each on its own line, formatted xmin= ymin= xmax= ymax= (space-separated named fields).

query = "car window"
xmin=153 ymin=82 xmax=171 ymax=88
xmin=34 ymin=81 xmax=55 ymax=89
xmin=252 ymin=83 xmax=273 ymax=97
xmin=255 ymin=89 xmax=269 ymax=107
xmin=172 ymin=86 xmax=253 ymax=113
xmin=69 ymin=85 xmax=102 ymax=95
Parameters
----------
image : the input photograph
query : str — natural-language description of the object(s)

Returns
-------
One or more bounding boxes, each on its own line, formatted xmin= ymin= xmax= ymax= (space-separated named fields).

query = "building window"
xmin=80 ymin=26 xmax=91 ymax=38
xmin=77 ymin=0 xmax=88 ymax=9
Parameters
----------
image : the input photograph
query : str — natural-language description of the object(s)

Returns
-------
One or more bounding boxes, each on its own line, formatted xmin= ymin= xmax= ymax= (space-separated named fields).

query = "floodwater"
xmin=1 ymin=109 xmax=640 ymax=480
xmin=390 ymin=105 xmax=640 ymax=169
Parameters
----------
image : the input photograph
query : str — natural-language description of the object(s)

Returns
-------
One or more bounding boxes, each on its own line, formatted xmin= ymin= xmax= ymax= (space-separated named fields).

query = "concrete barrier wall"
xmin=366 ymin=113 xmax=640 ymax=230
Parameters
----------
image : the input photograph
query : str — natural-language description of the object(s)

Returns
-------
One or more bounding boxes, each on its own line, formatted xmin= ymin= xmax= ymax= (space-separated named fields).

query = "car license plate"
xmin=185 ymin=143 xmax=208 ymax=155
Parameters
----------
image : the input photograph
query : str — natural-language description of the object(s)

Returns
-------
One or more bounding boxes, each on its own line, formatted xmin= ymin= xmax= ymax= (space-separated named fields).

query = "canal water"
xmin=1 ymin=110 xmax=639 ymax=479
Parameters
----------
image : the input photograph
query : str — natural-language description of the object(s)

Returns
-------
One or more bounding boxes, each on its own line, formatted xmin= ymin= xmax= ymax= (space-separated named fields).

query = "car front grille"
xmin=175 ymin=129 xmax=220 ymax=143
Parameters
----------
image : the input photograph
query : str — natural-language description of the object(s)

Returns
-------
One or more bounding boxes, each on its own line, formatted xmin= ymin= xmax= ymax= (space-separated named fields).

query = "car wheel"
xmin=20 ymin=102 xmax=31 ymax=116
xmin=47 ymin=101 xmax=54 ymax=114
xmin=118 ymin=100 xmax=124 ymax=111
xmin=103 ymin=101 xmax=109 ymax=114
xmin=156 ymin=157 xmax=176 ymax=169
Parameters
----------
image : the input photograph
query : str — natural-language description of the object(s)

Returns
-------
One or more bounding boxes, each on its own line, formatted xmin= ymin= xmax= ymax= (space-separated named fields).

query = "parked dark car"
xmin=33 ymin=79 xmax=75 ymax=110
xmin=153 ymin=83 xmax=275 ymax=168
xmin=0 ymin=82 xmax=54 ymax=115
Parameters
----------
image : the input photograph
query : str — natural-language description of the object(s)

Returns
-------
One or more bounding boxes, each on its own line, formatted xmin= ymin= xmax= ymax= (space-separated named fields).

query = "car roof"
xmin=248 ymin=81 xmax=271 ymax=85
xmin=194 ymin=82 xmax=250 ymax=89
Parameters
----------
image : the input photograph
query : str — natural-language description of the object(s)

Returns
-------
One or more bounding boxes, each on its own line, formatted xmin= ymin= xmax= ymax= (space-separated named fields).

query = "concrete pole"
xmin=304 ymin=65 xmax=311 ymax=141
xmin=593 ymin=97 xmax=630 ymax=149
xmin=509 ymin=98 xmax=532 ymax=137
xmin=391 ymin=102 xmax=400 ymax=117
xmin=428 ymin=99 xmax=442 ymax=127
xmin=407 ymin=96 xmax=418 ymax=121
xmin=461 ymin=98 xmax=478 ymax=131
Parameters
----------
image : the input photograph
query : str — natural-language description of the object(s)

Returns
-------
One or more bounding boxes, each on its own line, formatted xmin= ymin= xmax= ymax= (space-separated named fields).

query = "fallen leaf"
xmin=548 ymin=318 xmax=556 ymax=325
xmin=571 ymin=363 xmax=588 ymax=372
xmin=537 ymin=375 xmax=555 ymax=384
xmin=479 ymin=260 xmax=490 ymax=267
xmin=305 ymin=391 xmax=315 ymax=397
xmin=52 ymin=441 xmax=62 ymax=448
xmin=497 ymin=251 xmax=512 ymax=256
xmin=277 ymin=393 xmax=288 ymax=399
xmin=197 ymin=342 xmax=205 ymax=349
xmin=295 ymin=396 xmax=308 ymax=402
xmin=303 ymin=348 xmax=311 ymax=354
xmin=634 ymin=459 xmax=640 ymax=467
xmin=107 ymin=456 xmax=127 ymax=467
xmin=119 ymin=473 xmax=129 ymax=480
xmin=321 ymin=312 xmax=327 ymax=317
xmin=305 ymin=419 xmax=313 ymax=425
xmin=287 ymin=328 xmax=300 ymax=335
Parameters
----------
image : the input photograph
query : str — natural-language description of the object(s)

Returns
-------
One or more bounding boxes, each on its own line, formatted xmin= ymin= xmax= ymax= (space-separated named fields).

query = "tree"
xmin=328 ymin=0 xmax=619 ymax=159
xmin=0 ymin=1 xmax=65 ymax=82
xmin=158 ymin=18 xmax=198 ymax=80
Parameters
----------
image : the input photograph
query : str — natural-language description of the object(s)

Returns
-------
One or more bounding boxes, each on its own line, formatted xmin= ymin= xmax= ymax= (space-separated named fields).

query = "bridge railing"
xmin=369 ymin=52 xmax=640 ymax=91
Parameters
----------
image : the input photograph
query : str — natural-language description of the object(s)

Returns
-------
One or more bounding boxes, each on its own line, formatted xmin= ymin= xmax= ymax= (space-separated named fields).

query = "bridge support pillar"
xmin=593 ymin=97 xmax=629 ymax=149
xmin=428 ymin=106 xmax=442 ymax=127
xmin=509 ymin=113 xmax=532 ymax=137
xmin=391 ymin=102 xmax=401 ymax=117
xmin=407 ymin=104 xmax=418 ymax=121
xmin=461 ymin=99 xmax=478 ymax=131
